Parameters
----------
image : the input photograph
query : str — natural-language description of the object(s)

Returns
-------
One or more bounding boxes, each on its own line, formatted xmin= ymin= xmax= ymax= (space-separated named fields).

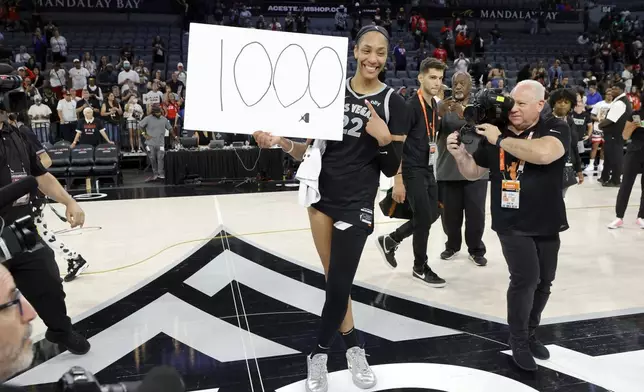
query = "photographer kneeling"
xmin=447 ymin=80 xmax=570 ymax=372
xmin=0 ymin=109 xmax=90 ymax=357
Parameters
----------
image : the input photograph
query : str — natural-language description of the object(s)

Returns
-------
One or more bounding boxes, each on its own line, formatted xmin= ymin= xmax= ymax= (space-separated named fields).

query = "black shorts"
xmin=311 ymin=200 xmax=375 ymax=235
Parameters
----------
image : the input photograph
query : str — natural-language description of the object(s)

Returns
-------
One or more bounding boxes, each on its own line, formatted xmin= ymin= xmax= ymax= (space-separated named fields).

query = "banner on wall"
xmin=422 ymin=7 xmax=580 ymax=22
xmin=262 ymin=3 xmax=379 ymax=16
xmin=31 ymin=0 xmax=181 ymax=13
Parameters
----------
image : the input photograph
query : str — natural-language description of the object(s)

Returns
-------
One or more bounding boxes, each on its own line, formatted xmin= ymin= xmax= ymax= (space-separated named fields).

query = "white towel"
xmin=295 ymin=140 xmax=326 ymax=207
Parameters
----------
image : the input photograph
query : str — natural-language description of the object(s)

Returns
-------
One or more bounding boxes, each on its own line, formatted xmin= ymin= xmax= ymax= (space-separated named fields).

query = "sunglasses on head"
xmin=0 ymin=288 xmax=23 ymax=316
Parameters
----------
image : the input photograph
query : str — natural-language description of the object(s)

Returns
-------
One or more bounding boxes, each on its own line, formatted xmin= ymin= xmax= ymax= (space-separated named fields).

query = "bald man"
xmin=0 ymin=263 xmax=37 ymax=382
xmin=446 ymin=80 xmax=570 ymax=372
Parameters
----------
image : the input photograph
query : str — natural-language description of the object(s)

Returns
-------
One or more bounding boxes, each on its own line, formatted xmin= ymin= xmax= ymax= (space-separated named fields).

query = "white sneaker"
xmin=636 ymin=218 xmax=644 ymax=229
xmin=305 ymin=354 xmax=328 ymax=392
xmin=346 ymin=347 xmax=377 ymax=389
xmin=583 ymin=164 xmax=594 ymax=172
xmin=597 ymin=164 xmax=604 ymax=173
xmin=608 ymin=218 xmax=624 ymax=229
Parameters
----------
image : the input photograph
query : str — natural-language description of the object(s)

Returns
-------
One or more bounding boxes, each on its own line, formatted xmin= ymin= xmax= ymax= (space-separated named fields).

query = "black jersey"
xmin=314 ymin=78 xmax=408 ymax=231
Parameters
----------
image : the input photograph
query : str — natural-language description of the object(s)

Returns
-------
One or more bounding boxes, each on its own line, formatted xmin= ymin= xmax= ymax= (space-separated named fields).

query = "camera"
xmin=0 ymin=176 xmax=42 ymax=264
xmin=463 ymin=88 xmax=514 ymax=126
xmin=57 ymin=367 xmax=142 ymax=392
xmin=0 ymin=63 xmax=29 ymax=113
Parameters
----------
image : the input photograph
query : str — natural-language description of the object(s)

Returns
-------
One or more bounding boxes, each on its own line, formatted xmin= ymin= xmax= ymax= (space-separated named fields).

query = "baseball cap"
xmin=17 ymin=66 xmax=25 ymax=71
xmin=177 ymin=62 xmax=184 ymax=68
xmin=73 ymin=58 xmax=80 ymax=63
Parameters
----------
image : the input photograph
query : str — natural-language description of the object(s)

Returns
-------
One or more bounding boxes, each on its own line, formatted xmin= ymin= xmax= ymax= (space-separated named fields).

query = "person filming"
xmin=446 ymin=80 xmax=570 ymax=372
xmin=0 ymin=109 xmax=91 ymax=356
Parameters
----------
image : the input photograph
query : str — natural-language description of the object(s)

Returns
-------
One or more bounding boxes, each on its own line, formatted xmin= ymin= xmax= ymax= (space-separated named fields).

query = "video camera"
xmin=458 ymin=89 xmax=515 ymax=143
xmin=0 ymin=176 xmax=42 ymax=264
xmin=0 ymin=63 xmax=29 ymax=113
xmin=56 ymin=366 xmax=185 ymax=392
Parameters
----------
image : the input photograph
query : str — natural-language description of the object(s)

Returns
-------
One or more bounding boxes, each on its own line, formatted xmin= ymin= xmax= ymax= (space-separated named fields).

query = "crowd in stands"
xmin=2 ymin=3 xmax=644 ymax=179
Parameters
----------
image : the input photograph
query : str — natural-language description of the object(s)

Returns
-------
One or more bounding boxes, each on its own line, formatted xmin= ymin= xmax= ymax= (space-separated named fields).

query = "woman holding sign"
xmin=254 ymin=25 xmax=407 ymax=392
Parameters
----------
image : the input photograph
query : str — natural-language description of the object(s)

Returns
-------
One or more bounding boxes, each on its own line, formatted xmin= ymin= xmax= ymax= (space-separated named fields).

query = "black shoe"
xmin=440 ymin=249 xmax=458 ymax=260
xmin=45 ymin=330 xmax=91 ymax=355
xmin=64 ymin=256 xmax=89 ymax=282
xmin=602 ymin=181 xmax=620 ymax=188
xmin=376 ymin=235 xmax=399 ymax=269
xmin=529 ymin=334 xmax=550 ymax=360
xmin=469 ymin=255 xmax=488 ymax=267
xmin=413 ymin=264 xmax=446 ymax=288
xmin=509 ymin=337 xmax=537 ymax=371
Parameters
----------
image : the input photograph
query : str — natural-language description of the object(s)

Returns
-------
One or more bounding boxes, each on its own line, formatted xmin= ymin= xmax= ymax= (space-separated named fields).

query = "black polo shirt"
xmin=472 ymin=116 xmax=570 ymax=236
xmin=402 ymin=94 xmax=438 ymax=172
xmin=628 ymin=125 xmax=644 ymax=152
xmin=76 ymin=118 xmax=105 ymax=146
xmin=0 ymin=122 xmax=47 ymax=224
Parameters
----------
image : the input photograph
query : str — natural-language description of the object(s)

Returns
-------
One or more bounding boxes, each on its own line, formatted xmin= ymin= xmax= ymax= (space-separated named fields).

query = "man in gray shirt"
xmin=139 ymin=104 xmax=172 ymax=181
xmin=436 ymin=72 xmax=488 ymax=266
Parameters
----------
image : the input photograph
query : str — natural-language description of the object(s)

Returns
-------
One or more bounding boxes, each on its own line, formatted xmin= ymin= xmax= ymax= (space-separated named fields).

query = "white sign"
xmin=184 ymin=23 xmax=348 ymax=141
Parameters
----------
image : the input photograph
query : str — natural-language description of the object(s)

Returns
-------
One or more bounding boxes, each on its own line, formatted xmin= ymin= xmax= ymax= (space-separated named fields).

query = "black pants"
xmin=438 ymin=180 xmax=487 ymax=257
xmin=316 ymin=223 xmax=369 ymax=348
xmin=601 ymin=136 xmax=624 ymax=184
xmin=5 ymin=238 xmax=72 ymax=337
xmin=390 ymin=168 xmax=440 ymax=268
xmin=498 ymin=233 xmax=560 ymax=339
xmin=616 ymin=150 xmax=644 ymax=219
xmin=59 ymin=123 xmax=76 ymax=143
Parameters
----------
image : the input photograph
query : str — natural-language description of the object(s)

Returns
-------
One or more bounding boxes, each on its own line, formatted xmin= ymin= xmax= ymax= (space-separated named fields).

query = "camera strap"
xmin=499 ymin=131 xmax=534 ymax=181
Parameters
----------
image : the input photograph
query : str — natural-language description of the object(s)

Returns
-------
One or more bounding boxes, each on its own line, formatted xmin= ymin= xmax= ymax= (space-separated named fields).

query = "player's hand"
xmin=253 ymin=131 xmax=281 ymax=149
xmin=476 ymin=123 xmax=502 ymax=145
xmin=577 ymin=172 xmax=584 ymax=184
xmin=364 ymin=100 xmax=392 ymax=146
xmin=446 ymin=131 xmax=466 ymax=157
xmin=65 ymin=201 xmax=85 ymax=228
xmin=392 ymin=182 xmax=406 ymax=203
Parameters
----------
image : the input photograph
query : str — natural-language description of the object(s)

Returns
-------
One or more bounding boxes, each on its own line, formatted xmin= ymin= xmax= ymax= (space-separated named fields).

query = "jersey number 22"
xmin=343 ymin=115 xmax=363 ymax=138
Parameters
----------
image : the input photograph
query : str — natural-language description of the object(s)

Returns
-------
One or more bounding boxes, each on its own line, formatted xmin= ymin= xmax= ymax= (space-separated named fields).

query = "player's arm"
xmin=369 ymin=94 xmax=409 ymax=177
xmin=253 ymin=131 xmax=311 ymax=161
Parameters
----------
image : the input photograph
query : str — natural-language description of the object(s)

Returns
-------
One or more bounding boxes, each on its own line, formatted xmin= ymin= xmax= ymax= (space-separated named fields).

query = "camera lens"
xmin=463 ymin=104 xmax=484 ymax=124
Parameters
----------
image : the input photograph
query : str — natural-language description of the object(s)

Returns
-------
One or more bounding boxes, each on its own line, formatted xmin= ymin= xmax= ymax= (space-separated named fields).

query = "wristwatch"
xmin=495 ymin=135 xmax=505 ymax=148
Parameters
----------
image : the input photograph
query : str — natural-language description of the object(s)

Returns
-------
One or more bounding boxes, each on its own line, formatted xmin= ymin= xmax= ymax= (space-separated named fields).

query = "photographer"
xmin=0 ymin=109 xmax=90 ymax=355
xmin=376 ymin=58 xmax=447 ymax=287
xmin=447 ymin=80 xmax=570 ymax=372
xmin=436 ymin=72 xmax=488 ymax=266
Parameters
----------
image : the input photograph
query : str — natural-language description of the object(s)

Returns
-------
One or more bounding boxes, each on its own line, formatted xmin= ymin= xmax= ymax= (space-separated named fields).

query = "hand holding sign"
xmin=364 ymin=99 xmax=392 ymax=146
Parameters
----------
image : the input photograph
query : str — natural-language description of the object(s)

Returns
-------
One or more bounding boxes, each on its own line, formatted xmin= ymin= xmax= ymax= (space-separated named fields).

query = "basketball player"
xmin=254 ymin=25 xmax=407 ymax=392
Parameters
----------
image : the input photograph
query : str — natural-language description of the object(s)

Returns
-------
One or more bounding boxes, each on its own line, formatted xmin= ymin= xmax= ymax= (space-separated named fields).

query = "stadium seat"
xmin=92 ymin=144 xmax=121 ymax=185
xmin=47 ymin=147 xmax=71 ymax=184
xmin=68 ymin=145 xmax=95 ymax=184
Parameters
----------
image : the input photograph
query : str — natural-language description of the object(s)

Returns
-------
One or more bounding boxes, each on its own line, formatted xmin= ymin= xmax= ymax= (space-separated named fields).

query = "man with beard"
xmin=436 ymin=72 xmax=488 ymax=266
xmin=377 ymin=58 xmax=447 ymax=287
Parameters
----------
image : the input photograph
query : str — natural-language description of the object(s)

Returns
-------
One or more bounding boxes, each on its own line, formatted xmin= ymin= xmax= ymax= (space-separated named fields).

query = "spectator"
xmin=162 ymin=93 xmax=180 ymax=137
xmin=49 ymin=29 xmax=67 ymax=63
xmin=69 ymin=59 xmax=90 ymax=98
xmin=578 ymin=32 xmax=589 ymax=45
xmin=627 ymin=86 xmax=641 ymax=111
xmin=382 ymin=8 xmax=392 ymax=35
xmin=57 ymin=91 xmax=77 ymax=142
xmin=472 ymin=30 xmax=484 ymax=59
xmin=81 ymin=52 xmax=96 ymax=75
xmin=416 ymin=41 xmax=431 ymax=70
xmin=490 ymin=23 xmax=501 ymax=43
xmin=43 ymin=20 xmax=56 ymax=42
xmin=100 ymin=92 xmax=123 ymax=144
xmin=455 ymin=19 xmax=468 ymax=37
xmin=622 ymin=64 xmax=634 ymax=92
xmin=548 ymin=59 xmax=564 ymax=83
xmin=517 ymin=64 xmax=531 ymax=83
xmin=269 ymin=17 xmax=281 ymax=31
xmin=75 ymin=88 xmax=100 ymax=118
xmin=117 ymin=60 xmax=140 ymax=87
xmin=32 ymin=28 xmax=47 ymax=70
xmin=143 ymin=82 xmax=164 ymax=113
xmin=396 ymin=7 xmax=406 ymax=32
xmin=256 ymin=15 xmax=267 ymax=29
xmin=335 ymin=6 xmax=348 ymax=31
xmin=561 ymin=77 xmax=572 ymax=89
xmin=586 ymin=84 xmax=603 ymax=109
xmin=296 ymin=11 xmax=309 ymax=33
xmin=22 ymin=78 xmax=41 ymax=103
xmin=71 ymin=107 xmax=113 ymax=147
xmin=167 ymin=72 xmax=185 ymax=98
xmin=433 ymin=42 xmax=448 ymax=63
xmin=48 ymin=62 xmax=66 ymax=99
xmin=455 ymin=31 xmax=472 ymax=57
xmin=120 ymin=80 xmax=139 ymax=104
xmin=97 ymin=55 xmax=108 ymax=73
xmin=135 ymin=59 xmax=150 ymax=92
xmin=284 ymin=12 xmax=295 ymax=32
xmin=28 ymin=96 xmax=53 ymax=143
xmin=124 ymin=96 xmax=144 ymax=153
xmin=392 ymin=40 xmax=407 ymax=74
xmin=14 ymin=45 xmax=30 ymax=64
xmin=453 ymin=52 xmax=470 ymax=73
xmin=239 ymin=5 xmax=252 ymax=27
xmin=86 ymin=76 xmax=103 ymax=102
xmin=176 ymin=63 xmax=187 ymax=85
xmin=152 ymin=35 xmax=165 ymax=68
xmin=17 ymin=67 xmax=35 ymax=89
xmin=31 ymin=67 xmax=43 ymax=89
xmin=412 ymin=13 xmax=428 ymax=49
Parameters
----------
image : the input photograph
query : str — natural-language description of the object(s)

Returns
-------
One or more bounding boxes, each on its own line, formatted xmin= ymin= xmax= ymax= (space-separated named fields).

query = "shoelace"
xmin=310 ymin=356 xmax=326 ymax=379
xmin=349 ymin=349 xmax=370 ymax=373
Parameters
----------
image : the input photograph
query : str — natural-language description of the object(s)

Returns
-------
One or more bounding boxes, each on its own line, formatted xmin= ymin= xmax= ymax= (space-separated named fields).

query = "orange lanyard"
xmin=417 ymin=90 xmax=436 ymax=143
xmin=499 ymin=131 xmax=534 ymax=180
